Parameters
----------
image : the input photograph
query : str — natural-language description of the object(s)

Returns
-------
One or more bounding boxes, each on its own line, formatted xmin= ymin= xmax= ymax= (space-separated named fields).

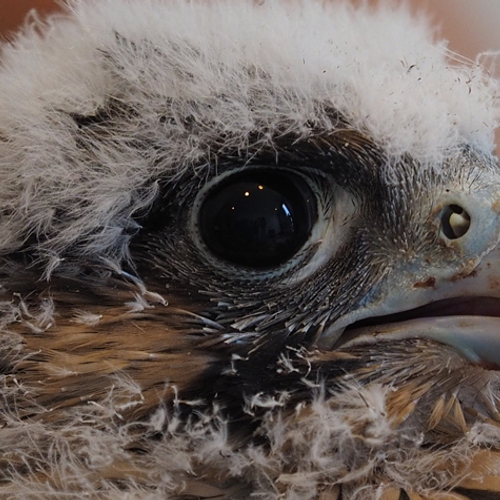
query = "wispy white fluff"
xmin=0 ymin=0 xmax=498 ymax=268
xmin=71 ymin=309 xmax=103 ymax=325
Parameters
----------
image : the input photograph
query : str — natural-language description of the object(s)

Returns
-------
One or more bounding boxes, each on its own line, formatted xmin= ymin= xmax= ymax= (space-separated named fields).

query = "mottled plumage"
xmin=1 ymin=1 xmax=500 ymax=499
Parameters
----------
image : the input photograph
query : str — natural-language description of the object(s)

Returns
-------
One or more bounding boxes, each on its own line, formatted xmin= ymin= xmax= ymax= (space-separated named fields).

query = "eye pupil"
xmin=200 ymin=171 xmax=316 ymax=268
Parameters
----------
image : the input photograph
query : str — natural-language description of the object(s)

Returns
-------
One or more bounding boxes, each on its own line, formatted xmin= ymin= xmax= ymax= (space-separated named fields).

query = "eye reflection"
xmin=199 ymin=171 xmax=316 ymax=268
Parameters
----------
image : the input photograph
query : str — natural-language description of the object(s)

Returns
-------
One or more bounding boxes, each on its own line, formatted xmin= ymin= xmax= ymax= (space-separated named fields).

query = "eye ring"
xmin=193 ymin=168 xmax=318 ymax=269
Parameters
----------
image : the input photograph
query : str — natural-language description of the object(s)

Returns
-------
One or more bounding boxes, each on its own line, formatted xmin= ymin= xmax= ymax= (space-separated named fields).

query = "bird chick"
xmin=1 ymin=1 xmax=500 ymax=499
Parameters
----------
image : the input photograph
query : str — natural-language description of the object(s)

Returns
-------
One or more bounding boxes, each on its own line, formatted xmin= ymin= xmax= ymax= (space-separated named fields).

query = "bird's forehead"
xmin=94 ymin=0 xmax=498 ymax=164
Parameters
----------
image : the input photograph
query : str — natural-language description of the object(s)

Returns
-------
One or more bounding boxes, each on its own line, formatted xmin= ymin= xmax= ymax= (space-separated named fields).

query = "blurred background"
xmin=2 ymin=0 xmax=500 ymax=60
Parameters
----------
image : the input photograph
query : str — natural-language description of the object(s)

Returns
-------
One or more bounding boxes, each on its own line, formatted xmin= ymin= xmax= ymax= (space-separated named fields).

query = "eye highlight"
xmin=198 ymin=170 xmax=317 ymax=269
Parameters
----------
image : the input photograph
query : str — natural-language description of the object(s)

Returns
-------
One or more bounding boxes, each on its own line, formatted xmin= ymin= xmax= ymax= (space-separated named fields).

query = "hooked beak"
xmin=319 ymin=154 xmax=500 ymax=369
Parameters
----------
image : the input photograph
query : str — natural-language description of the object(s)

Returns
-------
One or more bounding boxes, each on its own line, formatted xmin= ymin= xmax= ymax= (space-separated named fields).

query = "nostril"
xmin=441 ymin=204 xmax=471 ymax=239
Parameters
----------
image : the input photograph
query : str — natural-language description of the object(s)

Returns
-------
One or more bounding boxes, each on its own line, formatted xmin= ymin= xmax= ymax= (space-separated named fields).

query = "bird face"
xmin=1 ymin=1 xmax=500 ymax=499
xmin=133 ymin=136 xmax=500 ymax=364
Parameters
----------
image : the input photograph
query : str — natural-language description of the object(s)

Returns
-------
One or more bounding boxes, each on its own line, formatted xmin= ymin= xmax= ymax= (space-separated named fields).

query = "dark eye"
xmin=199 ymin=170 xmax=317 ymax=268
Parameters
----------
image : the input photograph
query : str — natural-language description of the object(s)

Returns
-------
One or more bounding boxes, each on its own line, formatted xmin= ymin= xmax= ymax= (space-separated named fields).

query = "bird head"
xmin=1 ymin=1 xmax=500 ymax=499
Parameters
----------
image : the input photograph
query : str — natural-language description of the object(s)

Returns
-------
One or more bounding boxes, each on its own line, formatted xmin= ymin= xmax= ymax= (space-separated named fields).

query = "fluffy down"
xmin=0 ymin=1 xmax=500 ymax=500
